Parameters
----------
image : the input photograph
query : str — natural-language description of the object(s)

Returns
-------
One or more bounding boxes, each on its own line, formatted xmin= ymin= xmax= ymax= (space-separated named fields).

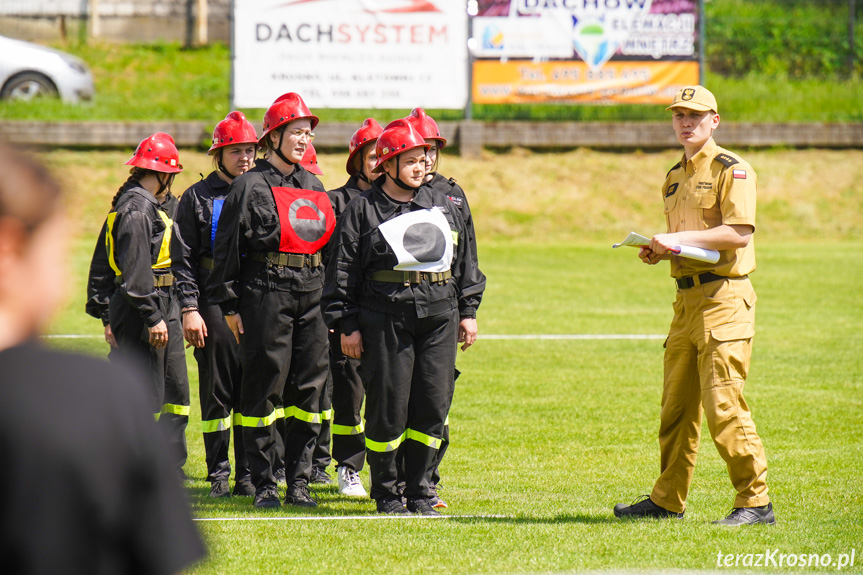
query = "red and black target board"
xmin=271 ymin=187 xmax=335 ymax=254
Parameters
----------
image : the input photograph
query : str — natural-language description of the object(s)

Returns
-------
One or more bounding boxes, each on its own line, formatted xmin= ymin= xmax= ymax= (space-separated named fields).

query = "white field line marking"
xmin=479 ymin=334 xmax=665 ymax=340
xmin=42 ymin=334 xmax=665 ymax=341
xmin=194 ymin=514 xmax=509 ymax=522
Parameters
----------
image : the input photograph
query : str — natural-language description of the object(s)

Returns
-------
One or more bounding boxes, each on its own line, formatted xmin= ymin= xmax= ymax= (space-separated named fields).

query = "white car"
xmin=0 ymin=35 xmax=95 ymax=103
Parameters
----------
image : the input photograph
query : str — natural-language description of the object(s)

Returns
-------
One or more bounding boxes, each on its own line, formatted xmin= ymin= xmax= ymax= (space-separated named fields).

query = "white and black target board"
xmin=377 ymin=208 xmax=454 ymax=273
xmin=271 ymin=187 xmax=335 ymax=254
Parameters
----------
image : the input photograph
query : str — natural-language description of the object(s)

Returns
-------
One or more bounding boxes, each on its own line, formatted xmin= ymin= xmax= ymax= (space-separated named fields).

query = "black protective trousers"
xmin=194 ymin=298 xmax=249 ymax=484
xmin=327 ymin=328 xmax=366 ymax=472
xmin=237 ymin=283 xmax=328 ymax=491
xmin=109 ymin=289 xmax=189 ymax=471
xmin=359 ymin=306 xmax=458 ymax=502
xmin=312 ymin=368 xmax=333 ymax=472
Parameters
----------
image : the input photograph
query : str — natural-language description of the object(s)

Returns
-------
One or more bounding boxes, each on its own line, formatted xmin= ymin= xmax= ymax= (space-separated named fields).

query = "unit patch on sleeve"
xmin=447 ymin=195 xmax=463 ymax=208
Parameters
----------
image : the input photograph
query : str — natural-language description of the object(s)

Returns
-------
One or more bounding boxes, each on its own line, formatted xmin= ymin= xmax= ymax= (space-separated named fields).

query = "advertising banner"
xmin=472 ymin=0 xmax=700 ymax=105
xmin=232 ymin=0 xmax=468 ymax=110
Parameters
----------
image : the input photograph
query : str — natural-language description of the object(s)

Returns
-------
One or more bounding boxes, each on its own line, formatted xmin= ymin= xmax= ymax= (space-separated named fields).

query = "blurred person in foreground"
xmin=0 ymin=142 xmax=205 ymax=573
xmin=613 ymin=85 xmax=775 ymax=526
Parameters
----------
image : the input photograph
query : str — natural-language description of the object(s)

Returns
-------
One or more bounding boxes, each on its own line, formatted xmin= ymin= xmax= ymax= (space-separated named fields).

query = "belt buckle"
xmin=677 ymin=276 xmax=695 ymax=290
xmin=407 ymin=270 xmax=421 ymax=285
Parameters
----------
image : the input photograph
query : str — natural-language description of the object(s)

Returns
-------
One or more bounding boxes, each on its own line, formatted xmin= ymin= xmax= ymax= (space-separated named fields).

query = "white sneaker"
xmin=337 ymin=465 xmax=367 ymax=497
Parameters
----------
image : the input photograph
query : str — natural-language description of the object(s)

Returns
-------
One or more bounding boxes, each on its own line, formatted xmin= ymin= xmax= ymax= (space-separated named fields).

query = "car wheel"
xmin=1 ymin=72 xmax=59 ymax=101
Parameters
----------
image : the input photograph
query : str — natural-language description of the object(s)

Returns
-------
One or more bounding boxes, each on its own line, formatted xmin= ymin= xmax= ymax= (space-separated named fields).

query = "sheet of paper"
xmin=613 ymin=231 xmax=721 ymax=264
xmin=672 ymin=245 xmax=721 ymax=264
xmin=612 ymin=231 xmax=651 ymax=248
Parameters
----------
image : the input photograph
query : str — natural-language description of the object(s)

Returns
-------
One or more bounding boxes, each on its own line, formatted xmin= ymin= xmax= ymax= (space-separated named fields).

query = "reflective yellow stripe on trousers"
xmin=201 ymin=414 xmax=233 ymax=433
xmin=332 ymin=421 xmax=365 ymax=436
xmin=156 ymin=404 xmax=190 ymax=421
xmin=161 ymin=403 xmax=190 ymax=416
xmin=280 ymin=406 xmax=332 ymax=424
xmin=236 ymin=410 xmax=279 ymax=428
xmin=365 ymin=428 xmax=443 ymax=453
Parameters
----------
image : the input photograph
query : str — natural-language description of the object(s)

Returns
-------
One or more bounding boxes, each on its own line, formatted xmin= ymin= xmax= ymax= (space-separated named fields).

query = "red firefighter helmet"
xmin=300 ymin=143 xmax=323 ymax=175
xmin=405 ymin=107 xmax=447 ymax=149
xmin=346 ymin=118 xmax=383 ymax=176
xmin=260 ymin=92 xmax=319 ymax=147
xmin=372 ymin=119 xmax=430 ymax=174
xmin=125 ymin=132 xmax=182 ymax=173
xmin=208 ymin=111 xmax=259 ymax=155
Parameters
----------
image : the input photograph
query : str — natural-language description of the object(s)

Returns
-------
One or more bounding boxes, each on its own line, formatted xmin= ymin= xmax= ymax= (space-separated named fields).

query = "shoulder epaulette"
xmin=714 ymin=153 xmax=739 ymax=168
xmin=447 ymin=177 xmax=458 ymax=185
xmin=665 ymin=162 xmax=682 ymax=178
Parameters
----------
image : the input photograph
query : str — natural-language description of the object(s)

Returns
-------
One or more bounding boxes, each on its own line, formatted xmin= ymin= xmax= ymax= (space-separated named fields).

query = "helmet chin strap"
xmin=156 ymin=173 xmax=174 ymax=196
xmin=217 ymin=160 xmax=235 ymax=181
xmin=273 ymin=129 xmax=297 ymax=166
xmin=386 ymin=155 xmax=420 ymax=191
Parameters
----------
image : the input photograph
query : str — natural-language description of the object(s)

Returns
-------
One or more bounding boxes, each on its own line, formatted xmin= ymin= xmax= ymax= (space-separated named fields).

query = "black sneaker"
xmin=310 ymin=467 xmax=334 ymax=485
xmin=285 ymin=484 xmax=317 ymax=508
xmin=428 ymin=484 xmax=448 ymax=509
xmin=253 ymin=486 xmax=280 ymax=509
xmin=713 ymin=502 xmax=776 ymax=526
xmin=613 ymin=495 xmax=684 ymax=519
xmin=376 ymin=497 xmax=410 ymax=515
xmin=407 ymin=497 xmax=441 ymax=516
xmin=208 ymin=480 xmax=230 ymax=498
xmin=232 ymin=478 xmax=255 ymax=497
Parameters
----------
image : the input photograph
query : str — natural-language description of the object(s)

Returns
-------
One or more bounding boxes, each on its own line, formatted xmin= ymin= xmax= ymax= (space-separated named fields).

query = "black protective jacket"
xmin=86 ymin=186 xmax=178 ymax=327
xmin=427 ymin=172 xmax=477 ymax=262
xmin=327 ymin=175 xmax=364 ymax=220
xmin=207 ymin=160 xmax=328 ymax=315
xmin=322 ymin=180 xmax=485 ymax=336
xmin=171 ymin=171 xmax=229 ymax=310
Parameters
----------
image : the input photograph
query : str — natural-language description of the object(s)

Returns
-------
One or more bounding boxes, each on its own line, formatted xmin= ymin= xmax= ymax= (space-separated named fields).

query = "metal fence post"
xmin=850 ymin=0 xmax=857 ymax=76
xmin=699 ymin=0 xmax=706 ymax=85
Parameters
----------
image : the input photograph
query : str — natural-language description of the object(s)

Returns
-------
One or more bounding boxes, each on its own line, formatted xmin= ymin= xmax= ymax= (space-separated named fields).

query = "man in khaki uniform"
xmin=614 ymin=85 xmax=775 ymax=526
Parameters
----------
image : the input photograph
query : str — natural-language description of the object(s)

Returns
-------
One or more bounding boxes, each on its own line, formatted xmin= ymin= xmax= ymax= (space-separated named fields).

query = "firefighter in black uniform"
xmin=322 ymin=119 xmax=486 ymax=515
xmin=298 ymin=142 xmax=337 ymax=486
xmin=324 ymin=117 xmax=384 ymax=497
xmin=171 ymin=111 xmax=258 ymax=498
xmin=404 ymin=107 xmax=479 ymax=509
xmin=1 ymin=141 xmax=206 ymax=575
xmin=207 ymin=93 xmax=335 ymax=509
xmin=88 ymin=132 xmax=190 ymax=473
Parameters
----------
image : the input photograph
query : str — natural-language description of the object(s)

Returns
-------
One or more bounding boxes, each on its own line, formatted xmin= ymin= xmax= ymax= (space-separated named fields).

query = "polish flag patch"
xmin=732 ymin=169 xmax=747 ymax=179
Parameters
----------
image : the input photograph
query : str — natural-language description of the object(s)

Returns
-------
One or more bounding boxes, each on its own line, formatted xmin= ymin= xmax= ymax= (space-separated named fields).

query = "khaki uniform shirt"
xmin=662 ymin=138 xmax=757 ymax=279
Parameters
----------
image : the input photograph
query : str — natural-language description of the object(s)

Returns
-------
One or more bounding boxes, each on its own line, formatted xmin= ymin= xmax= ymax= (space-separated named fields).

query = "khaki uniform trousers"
xmin=651 ymin=276 xmax=769 ymax=513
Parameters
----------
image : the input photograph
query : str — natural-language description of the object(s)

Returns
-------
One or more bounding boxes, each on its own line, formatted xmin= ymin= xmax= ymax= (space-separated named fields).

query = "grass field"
xmin=42 ymin=149 xmax=863 ymax=573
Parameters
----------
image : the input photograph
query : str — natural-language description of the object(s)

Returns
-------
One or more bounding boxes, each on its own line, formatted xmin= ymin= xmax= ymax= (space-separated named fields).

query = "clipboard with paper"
xmin=612 ymin=231 xmax=720 ymax=264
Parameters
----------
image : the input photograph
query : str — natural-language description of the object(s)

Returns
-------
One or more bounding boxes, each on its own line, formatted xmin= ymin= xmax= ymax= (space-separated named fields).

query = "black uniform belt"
xmin=368 ymin=269 xmax=452 ymax=286
xmin=250 ymin=251 xmax=322 ymax=268
xmin=199 ymin=256 xmax=214 ymax=270
xmin=154 ymin=273 xmax=174 ymax=287
xmin=676 ymin=272 xmax=744 ymax=290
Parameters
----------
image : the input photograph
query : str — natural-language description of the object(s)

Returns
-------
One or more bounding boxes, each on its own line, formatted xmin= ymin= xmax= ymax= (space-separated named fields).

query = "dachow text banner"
xmin=472 ymin=0 xmax=699 ymax=105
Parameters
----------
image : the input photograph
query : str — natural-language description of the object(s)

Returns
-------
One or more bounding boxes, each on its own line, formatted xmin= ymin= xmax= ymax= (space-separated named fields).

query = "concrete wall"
xmin=1 ymin=121 xmax=861 ymax=156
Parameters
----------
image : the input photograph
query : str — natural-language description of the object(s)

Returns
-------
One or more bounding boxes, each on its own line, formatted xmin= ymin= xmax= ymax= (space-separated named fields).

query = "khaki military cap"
xmin=666 ymin=85 xmax=718 ymax=113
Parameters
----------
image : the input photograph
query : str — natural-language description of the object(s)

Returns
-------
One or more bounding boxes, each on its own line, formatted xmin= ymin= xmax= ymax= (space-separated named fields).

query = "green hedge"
xmin=705 ymin=0 xmax=862 ymax=77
